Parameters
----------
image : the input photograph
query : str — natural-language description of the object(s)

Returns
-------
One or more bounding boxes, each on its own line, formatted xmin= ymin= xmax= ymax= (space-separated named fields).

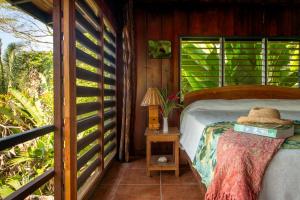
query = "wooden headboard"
xmin=184 ymin=85 xmax=300 ymax=106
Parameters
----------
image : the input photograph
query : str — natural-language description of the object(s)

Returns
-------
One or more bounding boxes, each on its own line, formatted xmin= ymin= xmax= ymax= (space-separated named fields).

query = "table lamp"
xmin=141 ymin=88 xmax=162 ymax=130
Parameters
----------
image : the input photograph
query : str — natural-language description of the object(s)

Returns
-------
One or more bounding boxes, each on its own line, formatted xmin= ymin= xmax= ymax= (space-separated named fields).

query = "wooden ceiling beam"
xmin=7 ymin=0 xmax=52 ymax=24
xmin=11 ymin=0 xmax=32 ymax=5
xmin=133 ymin=0 xmax=300 ymax=6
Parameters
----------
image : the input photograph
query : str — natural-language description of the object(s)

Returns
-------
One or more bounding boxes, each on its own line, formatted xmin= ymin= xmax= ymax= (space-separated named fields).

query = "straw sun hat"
xmin=237 ymin=107 xmax=293 ymax=125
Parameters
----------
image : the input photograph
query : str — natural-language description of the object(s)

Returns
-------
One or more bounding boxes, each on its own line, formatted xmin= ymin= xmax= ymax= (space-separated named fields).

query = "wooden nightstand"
xmin=145 ymin=127 xmax=180 ymax=177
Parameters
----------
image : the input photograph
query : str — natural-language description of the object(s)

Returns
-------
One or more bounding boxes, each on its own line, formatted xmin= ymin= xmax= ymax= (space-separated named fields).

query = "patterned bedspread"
xmin=192 ymin=121 xmax=300 ymax=187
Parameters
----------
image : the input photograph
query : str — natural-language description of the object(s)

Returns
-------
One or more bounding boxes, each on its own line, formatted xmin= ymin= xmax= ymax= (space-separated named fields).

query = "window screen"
xmin=267 ymin=41 xmax=300 ymax=88
xmin=224 ymin=40 xmax=263 ymax=86
xmin=180 ymin=39 xmax=220 ymax=94
xmin=180 ymin=37 xmax=300 ymax=96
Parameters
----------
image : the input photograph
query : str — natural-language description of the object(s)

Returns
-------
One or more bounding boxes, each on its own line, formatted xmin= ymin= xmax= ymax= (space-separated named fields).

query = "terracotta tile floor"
xmin=90 ymin=158 xmax=205 ymax=200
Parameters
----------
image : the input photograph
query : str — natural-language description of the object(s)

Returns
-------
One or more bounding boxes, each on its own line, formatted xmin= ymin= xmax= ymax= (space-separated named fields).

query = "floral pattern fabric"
xmin=192 ymin=121 xmax=300 ymax=187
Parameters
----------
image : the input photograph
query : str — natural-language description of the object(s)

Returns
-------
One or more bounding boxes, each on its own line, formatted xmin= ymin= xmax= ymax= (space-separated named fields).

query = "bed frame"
xmin=182 ymin=85 xmax=300 ymax=191
xmin=184 ymin=85 xmax=300 ymax=106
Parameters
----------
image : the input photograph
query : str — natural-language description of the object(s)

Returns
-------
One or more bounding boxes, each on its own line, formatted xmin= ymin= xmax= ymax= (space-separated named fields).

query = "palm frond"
xmin=9 ymin=88 xmax=45 ymax=126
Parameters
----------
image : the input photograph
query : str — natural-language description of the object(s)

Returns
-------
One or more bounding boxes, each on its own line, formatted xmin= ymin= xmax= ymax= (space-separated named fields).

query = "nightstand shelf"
xmin=145 ymin=127 xmax=180 ymax=177
xmin=149 ymin=155 xmax=176 ymax=169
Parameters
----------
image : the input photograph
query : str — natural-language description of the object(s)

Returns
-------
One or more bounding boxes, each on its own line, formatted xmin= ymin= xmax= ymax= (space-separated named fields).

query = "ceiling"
xmin=7 ymin=0 xmax=122 ymax=25
xmin=8 ymin=0 xmax=52 ymax=24
xmin=6 ymin=0 xmax=300 ymax=26
xmin=133 ymin=0 xmax=300 ymax=5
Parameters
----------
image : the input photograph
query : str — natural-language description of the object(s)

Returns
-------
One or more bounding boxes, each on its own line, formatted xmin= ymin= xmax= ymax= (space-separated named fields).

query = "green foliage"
xmin=0 ymin=40 xmax=23 ymax=94
xmin=224 ymin=41 xmax=262 ymax=85
xmin=0 ymin=134 xmax=54 ymax=198
xmin=10 ymin=89 xmax=49 ymax=126
xmin=181 ymin=42 xmax=220 ymax=93
xmin=0 ymin=94 xmax=31 ymax=134
xmin=0 ymin=40 xmax=54 ymax=199
xmin=180 ymin=39 xmax=300 ymax=96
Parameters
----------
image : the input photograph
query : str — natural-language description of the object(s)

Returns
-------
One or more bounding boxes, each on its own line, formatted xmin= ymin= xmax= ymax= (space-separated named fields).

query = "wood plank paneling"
xmin=161 ymin=10 xmax=173 ymax=90
xmin=133 ymin=5 xmax=300 ymax=154
xmin=293 ymin=7 xmax=300 ymax=35
xmin=233 ymin=7 xmax=263 ymax=36
xmin=146 ymin=12 xmax=162 ymax=88
xmin=221 ymin=7 xmax=234 ymax=36
xmin=204 ymin=9 xmax=220 ymax=35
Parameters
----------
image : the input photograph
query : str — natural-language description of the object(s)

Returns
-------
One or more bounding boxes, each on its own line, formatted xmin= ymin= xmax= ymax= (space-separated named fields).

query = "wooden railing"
xmin=0 ymin=125 xmax=54 ymax=151
xmin=0 ymin=125 xmax=55 ymax=200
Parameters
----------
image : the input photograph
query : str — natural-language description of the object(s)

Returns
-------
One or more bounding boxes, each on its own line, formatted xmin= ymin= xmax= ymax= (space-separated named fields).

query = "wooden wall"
xmin=133 ymin=4 xmax=300 ymax=154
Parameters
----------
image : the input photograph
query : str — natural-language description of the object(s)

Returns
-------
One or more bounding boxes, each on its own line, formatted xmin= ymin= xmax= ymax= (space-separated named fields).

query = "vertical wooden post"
xmin=299 ymin=41 xmax=300 ymax=88
xmin=263 ymin=38 xmax=268 ymax=85
xmin=114 ymin=24 xmax=119 ymax=161
xmin=100 ymin=13 xmax=105 ymax=171
xmin=53 ymin=0 xmax=63 ymax=199
xmin=219 ymin=37 xmax=225 ymax=87
xmin=63 ymin=0 xmax=77 ymax=200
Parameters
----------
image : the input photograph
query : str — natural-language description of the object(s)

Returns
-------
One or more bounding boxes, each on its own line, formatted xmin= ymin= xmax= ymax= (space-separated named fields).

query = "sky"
xmin=0 ymin=30 xmax=23 ymax=49
xmin=0 ymin=31 xmax=52 ymax=51
xmin=0 ymin=2 xmax=53 ymax=51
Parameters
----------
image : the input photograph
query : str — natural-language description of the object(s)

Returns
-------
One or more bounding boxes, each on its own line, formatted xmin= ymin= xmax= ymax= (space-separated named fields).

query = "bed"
xmin=180 ymin=85 xmax=300 ymax=200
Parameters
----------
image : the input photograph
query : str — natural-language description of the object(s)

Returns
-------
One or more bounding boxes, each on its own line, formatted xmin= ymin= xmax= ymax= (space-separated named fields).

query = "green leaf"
xmin=9 ymin=88 xmax=46 ymax=126
xmin=8 ymin=156 xmax=33 ymax=166
xmin=0 ymin=185 xmax=14 ymax=198
xmin=0 ymin=107 xmax=13 ymax=119
xmin=6 ymin=179 xmax=21 ymax=190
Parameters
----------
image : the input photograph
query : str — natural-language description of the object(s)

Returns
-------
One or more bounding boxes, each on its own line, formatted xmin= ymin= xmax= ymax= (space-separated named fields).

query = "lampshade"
xmin=141 ymin=88 xmax=162 ymax=106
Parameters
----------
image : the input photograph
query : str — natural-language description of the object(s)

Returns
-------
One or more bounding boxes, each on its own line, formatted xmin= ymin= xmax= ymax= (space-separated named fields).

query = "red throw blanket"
xmin=205 ymin=129 xmax=284 ymax=200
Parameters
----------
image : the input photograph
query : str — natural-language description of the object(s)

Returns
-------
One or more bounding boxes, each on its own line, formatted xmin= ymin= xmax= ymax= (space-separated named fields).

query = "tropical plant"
xmin=158 ymin=88 xmax=182 ymax=118
xmin=0 ymin=40 xmax=5 ymax=94
xmin=0 ymin=39 xmax=54 ymax=199
xmin=0 ymin=87 xmax=53 ymax=198
xmin=0 ymin=2 xmax=54 ymax=198
xmin=0 ymin=133 xmax=54 ymax=198
xmin=0 ymin=40 xmax=24 ymax=94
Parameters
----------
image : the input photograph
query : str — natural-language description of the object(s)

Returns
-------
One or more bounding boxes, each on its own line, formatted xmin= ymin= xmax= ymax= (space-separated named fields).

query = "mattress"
xmin=180 ymin=99 xmax=300 ymax=200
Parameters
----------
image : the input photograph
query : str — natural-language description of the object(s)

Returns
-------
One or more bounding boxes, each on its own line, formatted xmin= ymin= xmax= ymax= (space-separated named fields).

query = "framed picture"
xmin=148 ymin=40 xmax=172 ymax=59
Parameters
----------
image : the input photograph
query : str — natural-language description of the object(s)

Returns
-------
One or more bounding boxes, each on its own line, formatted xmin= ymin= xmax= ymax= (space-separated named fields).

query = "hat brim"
xmin=237 ymin=116 xmax=293 ymax=125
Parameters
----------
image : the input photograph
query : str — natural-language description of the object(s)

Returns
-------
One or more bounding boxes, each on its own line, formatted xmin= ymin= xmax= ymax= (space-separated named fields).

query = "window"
xmin=180 ymin=37 xmax=300 ymax=95
xmin=224 ymin=40 xmax=263 ymax=86
xmin=267 ymin=40 xmax=299 ymax=87
xmin=181 ymin=39 xmax=220 ymax=94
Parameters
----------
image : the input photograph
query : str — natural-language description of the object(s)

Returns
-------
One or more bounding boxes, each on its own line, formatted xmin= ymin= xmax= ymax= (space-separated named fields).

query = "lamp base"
xmin=148 ymin=105 xmax=160 ymax=130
